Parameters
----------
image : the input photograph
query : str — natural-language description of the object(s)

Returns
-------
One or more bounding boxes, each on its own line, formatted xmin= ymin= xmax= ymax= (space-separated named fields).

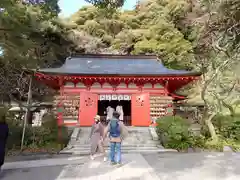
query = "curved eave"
xmin=34 ymin=72 xmax=200 ymax=91
xmin=34 ymin=72 xmax=59 ymax=89
xmin=169 ymin=93 xmax=187 ymax=100
xmin=167 ymin=78 xmax=198 ymax=93
xmin=36 ymin=70 xmax=202 ymax=77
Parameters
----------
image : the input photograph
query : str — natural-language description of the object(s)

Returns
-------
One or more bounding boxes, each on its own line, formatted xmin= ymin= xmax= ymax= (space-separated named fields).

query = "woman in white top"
xmin=116 ymin=105 xmax=124 ymax=121
xmin=106 ymin=106 xmax=114 ymax=121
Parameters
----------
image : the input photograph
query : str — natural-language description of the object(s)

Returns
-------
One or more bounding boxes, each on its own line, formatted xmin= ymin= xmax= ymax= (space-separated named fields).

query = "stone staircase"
xmin=61 ymin=126 xmax=175 ymax=155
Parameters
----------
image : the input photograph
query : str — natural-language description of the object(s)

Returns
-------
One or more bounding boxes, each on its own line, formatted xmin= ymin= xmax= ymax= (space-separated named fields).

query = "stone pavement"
xmin=55 ymin=153 xmax=159 ymax=180
xmin=2 ymin=152 xmax=240 ymax=180
xmin=143 ymin=152 xmax=240 ymax=180
xmin=1 ymin=165 xmax=64 ymax=180
xmin=3 ymin=156 xmax=86 ymax=170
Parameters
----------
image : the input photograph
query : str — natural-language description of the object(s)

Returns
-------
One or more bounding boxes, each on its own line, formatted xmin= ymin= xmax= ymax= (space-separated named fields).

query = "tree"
xmin=178 ymin=0 xmax=240 ymax=140
xmin=85 ymin=0 xmax=125 ymax=9
xmin=0 ymin=0 xmax=70 ymax=102
xmin=69 ymin=0 xmax=196 ymax=69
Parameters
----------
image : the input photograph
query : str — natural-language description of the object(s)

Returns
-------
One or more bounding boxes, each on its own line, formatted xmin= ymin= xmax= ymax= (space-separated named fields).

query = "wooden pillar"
xmin=162 ymin=80 xmax=173 ymax=116
xmin=164 ymin=80 xmax=169 ymax=95
xmin=57 ymin=76 xmax=64 ymax=147
xmin=57 ymin=76 xmax=64 ymax=126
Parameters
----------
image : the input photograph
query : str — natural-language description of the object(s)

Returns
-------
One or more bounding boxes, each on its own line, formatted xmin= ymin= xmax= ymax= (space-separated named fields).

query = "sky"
xmin=58 ymin=0 xmax=136 ymax=17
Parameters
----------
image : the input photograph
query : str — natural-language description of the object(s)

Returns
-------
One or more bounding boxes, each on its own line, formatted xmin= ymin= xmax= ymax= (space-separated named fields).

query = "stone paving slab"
xmin=55 ymin=153 xmax=159 ymax=180
xmin=3 ymin=156 xmax=87 ymax=170
xmin=143 ymin=152 xmax=240 ymax=180
xmin=3 ymin=152 xmax=240 ymax=180
xmin=1 ymin=165 xmax=64 ymax=180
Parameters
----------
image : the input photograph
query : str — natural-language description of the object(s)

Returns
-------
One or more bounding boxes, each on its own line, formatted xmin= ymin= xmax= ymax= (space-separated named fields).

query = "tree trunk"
xmin=204 ymin=112 xmax=217 ymax=140
xmin=21 ymin=75 xmax=33 ymax=151
xmin=222 ymin=100 xmax=235 ymax=117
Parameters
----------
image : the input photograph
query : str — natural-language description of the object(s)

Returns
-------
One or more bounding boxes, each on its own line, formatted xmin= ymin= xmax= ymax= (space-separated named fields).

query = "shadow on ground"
xmin=57 ymin=156 xmax=134 ymax=179
xmin=57 ymin=154 xmax=155 ymax=180
xmin=0 ymin=165 xmax=64 ymax=180
xmin=143 ymin=152 xmax=240 ymax=180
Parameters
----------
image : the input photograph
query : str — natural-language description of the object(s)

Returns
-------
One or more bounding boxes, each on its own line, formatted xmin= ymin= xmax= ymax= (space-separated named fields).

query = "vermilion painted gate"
xmin=79 ymin=92 xmax=98 ymax=126
xmin=131 ymin=93 xmax=150 ymax=126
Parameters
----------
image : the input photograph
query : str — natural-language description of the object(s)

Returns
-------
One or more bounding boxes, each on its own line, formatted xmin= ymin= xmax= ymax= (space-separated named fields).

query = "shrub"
xmin=188 ymin=134 xmax=206 ymax=149
xmin=204 ymin=137 xmax=240 ymax=152
xmin=212 ymin=114 xmax=240 ymax=141
xmin=6 ymin=113 xmax=69 ymax=152
xmin=200 ymin=124 xmax=211 ymax=138
xmin=28 ymin=113 xmax=69 ymax=147
xmin=156 ymin=116 xmax=201 ymax=150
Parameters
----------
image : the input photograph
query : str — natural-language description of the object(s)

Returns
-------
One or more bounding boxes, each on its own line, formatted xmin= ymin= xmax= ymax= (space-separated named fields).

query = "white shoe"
xmin=90 ymin=155 xmax=95 ymax=160
xmin=103 ymin=157 xmax=107 ymax=162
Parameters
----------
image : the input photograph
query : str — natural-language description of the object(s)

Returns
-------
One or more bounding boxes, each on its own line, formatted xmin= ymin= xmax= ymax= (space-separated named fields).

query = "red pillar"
xmin=131 ymin=93 xmax=150 ymax=126
xmin=57 ymin=77 xmax=64 ymax=147
xmin=57 ymin=77 xmax=64 ymax=126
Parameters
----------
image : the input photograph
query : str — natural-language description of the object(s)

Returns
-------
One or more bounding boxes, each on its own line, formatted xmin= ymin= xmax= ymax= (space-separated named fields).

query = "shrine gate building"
xmin=34 ymin=55 xmax=201 ymax=127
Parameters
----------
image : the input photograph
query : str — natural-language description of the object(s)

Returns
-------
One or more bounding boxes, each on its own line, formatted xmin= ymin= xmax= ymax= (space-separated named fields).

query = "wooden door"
xmin=79 ymin=92 xmax=98 ymax=126
xmin=131 ymin=93 xmax=150 ymax=126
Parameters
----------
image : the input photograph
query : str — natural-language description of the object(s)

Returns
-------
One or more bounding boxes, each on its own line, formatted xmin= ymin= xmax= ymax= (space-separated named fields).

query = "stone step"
xmin=76 ymin=140 xmax=156 ymax=144
xmin=60 ymin=148 xmax=168 ymax=155
xmin=76 ymin=140 xmax=159 ymax=144
xmin=64 ymin=126 xmax=166 ymax=155
xmin=72 ymin=144 xmax=159 ymax=148
xmin=70 ymin=146 xmax=159 ymax=151
xmin=74 ymin=144 xmax=159 ymax=147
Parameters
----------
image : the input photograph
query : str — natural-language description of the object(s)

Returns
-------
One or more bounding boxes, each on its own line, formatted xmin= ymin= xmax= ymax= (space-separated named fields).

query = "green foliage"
xmin=204 ymin=138 xmax=240 ymax=152
xmin=0 ymin=0 xmax=72 ymax=100
xmin=212 ymin=114 xmax=240 ymax=141
xmin=6 ymin=114 xmax=69 ymax=151
xmin=156 ymin=115 xmax=240 ymax=151
xmin=68 ymin=0 xmax=195 ymax=69
xmin=199 ymin=114 xmax=240 ymax=151
xmin=82 ymin=20 xmax=103 ymax=36
xmin=99 ymin=19 xmax=125 ymax=36
xmin=85 ymin=0 xmax=125 ymax=9
xmin=156 ymin=116 xmax=205 ymax=150
xmin=102 ymin=34 xmax=114 ymax=45
xmin=133 ymin=39 xmax=159 ymax=54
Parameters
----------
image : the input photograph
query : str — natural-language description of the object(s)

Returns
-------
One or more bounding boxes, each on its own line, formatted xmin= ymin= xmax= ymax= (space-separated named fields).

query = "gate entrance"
xmin=97 ymin=94 xmax=131 ymax=126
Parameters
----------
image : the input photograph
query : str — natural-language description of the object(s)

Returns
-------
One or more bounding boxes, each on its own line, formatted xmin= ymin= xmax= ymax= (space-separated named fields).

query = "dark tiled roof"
xmin=37 ymin=55 xmax=201 ymax=76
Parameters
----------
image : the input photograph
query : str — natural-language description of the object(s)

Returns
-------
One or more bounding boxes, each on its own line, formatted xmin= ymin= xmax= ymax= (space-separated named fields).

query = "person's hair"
xmin=0 ymin=110 xmax=6 ymax=124
xmin=113 ymin=111 xmax=120 ymax=119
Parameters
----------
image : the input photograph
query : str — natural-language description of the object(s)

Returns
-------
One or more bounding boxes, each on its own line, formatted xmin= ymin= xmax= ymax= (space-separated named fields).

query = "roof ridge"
xmin=69 ymin=54 xmax=157 ymax=60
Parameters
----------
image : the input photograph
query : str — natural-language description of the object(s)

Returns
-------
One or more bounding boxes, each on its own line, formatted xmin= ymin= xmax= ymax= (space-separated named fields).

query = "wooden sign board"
xmin=99 ymin=94 xmax=131 ymax=101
